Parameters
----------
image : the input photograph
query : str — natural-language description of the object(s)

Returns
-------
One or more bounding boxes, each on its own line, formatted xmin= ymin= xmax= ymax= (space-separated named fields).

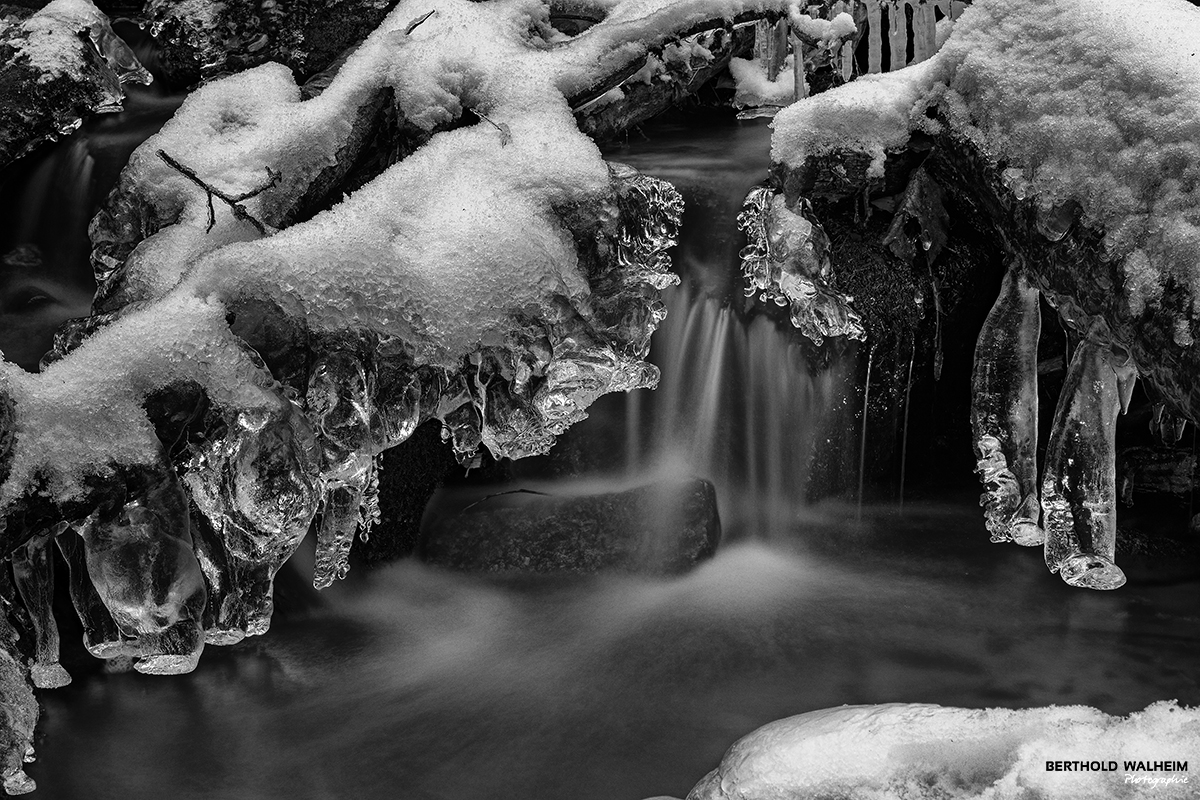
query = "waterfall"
xmin=627 ymin=281 xmax=854 ymax=537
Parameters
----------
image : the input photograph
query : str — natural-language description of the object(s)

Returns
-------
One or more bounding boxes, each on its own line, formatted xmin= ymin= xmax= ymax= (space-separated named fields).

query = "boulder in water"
xmin=421 ymin=477 xmax=721 ymax=574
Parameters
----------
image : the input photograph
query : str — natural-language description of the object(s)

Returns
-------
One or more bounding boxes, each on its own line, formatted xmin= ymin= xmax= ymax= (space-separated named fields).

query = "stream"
xmin=25 ymin=115 xmax=1200 ymax=800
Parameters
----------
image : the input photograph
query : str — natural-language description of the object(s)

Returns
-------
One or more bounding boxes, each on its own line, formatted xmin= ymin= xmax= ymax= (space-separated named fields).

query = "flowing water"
xmin=17 ymin=116 xmax=1200 ymax=799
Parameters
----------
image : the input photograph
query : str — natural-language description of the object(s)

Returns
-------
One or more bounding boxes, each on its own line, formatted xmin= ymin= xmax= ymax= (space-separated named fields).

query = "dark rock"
xmin=0 ymin=0 xmax=150 ymax=169
xmin=1118 ymin=445 xmax=1198 ymax=502
xmin=421 ymin=477 xmax=720 ymax=574
xmin=143 ymin=0 xmax=400 ymax=86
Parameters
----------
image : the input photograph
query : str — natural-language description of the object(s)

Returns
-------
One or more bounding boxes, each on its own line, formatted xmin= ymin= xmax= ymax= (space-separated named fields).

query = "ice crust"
xmin=689 ymin=701 xmax=1200 ymax=800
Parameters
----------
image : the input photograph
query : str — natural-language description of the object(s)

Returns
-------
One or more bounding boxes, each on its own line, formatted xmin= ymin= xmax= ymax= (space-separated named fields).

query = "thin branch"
xmin=468 ymin=108 xmax=512 ymax=146
xmin=157 ymin=150 xmax=280 ymax=234
xmin=405 ymin=9 xmax=436 ymax=34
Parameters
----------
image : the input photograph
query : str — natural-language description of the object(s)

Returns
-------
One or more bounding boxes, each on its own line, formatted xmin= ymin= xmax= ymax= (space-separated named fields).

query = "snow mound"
xmin=689 ymin=701 xmax=1200 ymax=800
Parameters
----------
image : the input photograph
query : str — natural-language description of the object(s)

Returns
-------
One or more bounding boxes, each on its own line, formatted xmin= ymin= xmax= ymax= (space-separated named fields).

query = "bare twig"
xmin=405 ymin=9 xmax=436 ymax=35
xmin=468 ymin=108 xmax=512 ymax=146
xmin=157 ymin=150 xmax=280 ymax=234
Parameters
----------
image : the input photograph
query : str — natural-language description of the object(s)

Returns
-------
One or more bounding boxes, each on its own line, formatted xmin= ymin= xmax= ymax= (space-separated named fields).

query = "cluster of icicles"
xmin=6 ymin=168 xmax=683 ymax=689
xmin=736 ymin=181 xmax=1143 ymax=591
xmin=971 ymin=265 xmax=1137 ymax=590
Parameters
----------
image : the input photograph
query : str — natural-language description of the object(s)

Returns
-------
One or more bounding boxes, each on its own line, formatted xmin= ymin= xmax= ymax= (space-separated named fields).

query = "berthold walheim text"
xmin=1045 ymin=761 xmax=1188 ymax=772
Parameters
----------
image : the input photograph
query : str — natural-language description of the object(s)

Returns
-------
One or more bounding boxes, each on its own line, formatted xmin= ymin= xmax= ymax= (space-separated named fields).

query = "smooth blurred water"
xmin=35 ymin=500 xmax=1200 ymax=800
xmin=28 ymin=115 xmax=1200 ymax=800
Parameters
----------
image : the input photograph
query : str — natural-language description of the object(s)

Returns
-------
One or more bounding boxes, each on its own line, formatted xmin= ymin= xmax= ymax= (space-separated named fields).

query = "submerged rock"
xmin=421 ymin=477 xmax=720 ymax=574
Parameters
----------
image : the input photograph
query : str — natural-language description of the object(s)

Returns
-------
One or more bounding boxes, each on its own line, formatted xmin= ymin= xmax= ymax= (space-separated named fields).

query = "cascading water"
xmin=513 ymin=117 xmax=859 ymax=539
xmin=629 ymin=283 xmax=853 ymax=536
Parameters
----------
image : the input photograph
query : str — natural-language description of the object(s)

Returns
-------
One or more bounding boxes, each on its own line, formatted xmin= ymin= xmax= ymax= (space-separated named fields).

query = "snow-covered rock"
xmin=0 ymin=0 xmax=150 ymax=168
xmin=688 ymin=701 xmax=1200 ymax=800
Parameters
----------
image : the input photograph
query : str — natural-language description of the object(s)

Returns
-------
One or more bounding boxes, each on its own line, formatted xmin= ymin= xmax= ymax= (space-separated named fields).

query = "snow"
xmin=788 ymin=9 xmax=854 ymax=43
xmin=771 ymin=51 xmax=951 ymax=177
xmin=5 ymin=0 xmax=107 ymax=83
xmin=690 ymin=701 xmax=1200 ymax=800
xmin=771 ymin=0 xmax=1200 ymax=314
xmin=728 ymin=56 xmax=795 ymax=108
xmin=943 ymin=0 xmax=1200 ymax=316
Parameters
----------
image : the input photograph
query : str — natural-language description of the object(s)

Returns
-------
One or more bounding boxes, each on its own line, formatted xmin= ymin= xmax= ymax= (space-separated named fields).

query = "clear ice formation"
xmin=737 ymin=187 xmax=866 ymax=346
xmin=972 ymin=273 xmax=1137 ymax=590
xmin=970 ymin=266 xmax=1043 ymax=546
xmin=0 ymin=608 xmax=36 ymax=796
xmin=1041 ymin=326 xmax=1129 ymax=590
xmin=75 ymin=468 xmax=208 ymax=674
xmin=10 ymin=534 xmax=70 ymax=689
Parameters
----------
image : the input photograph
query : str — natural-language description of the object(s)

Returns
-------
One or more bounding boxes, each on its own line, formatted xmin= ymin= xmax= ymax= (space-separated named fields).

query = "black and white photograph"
xmin=0 ymin=0 xmax=1197 ymax=797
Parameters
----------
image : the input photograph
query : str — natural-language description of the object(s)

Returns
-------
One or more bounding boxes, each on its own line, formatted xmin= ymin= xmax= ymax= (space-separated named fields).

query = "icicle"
xmin=888 ymin=0 xmax=907 ymax=71
xmin=185 ymin=395 xmax=321 ymax=636
xmin=0 ymin=606 xmax=37 ymax=796
xmin=55 ymin=531 xmax=131 ymax=660
xmin=792 ymin=31 xmax=808 ymax=99
xmin=913 ymin=0 xmax=936 ymax=63
xmin=313 ymin=482 xmax=364 ymax=589
xmin=857 ymin=346 xmax=874 ymax=522
xmin=840 ymin=39 xmax=854 ymax=81
xmin=865 ymin=0 xmax=883 ymax=73
xmin=971 ymin=267 xmax=1043 ymax=545
xmin=737 ymin=188 xmax=865 ymax=345
xmin=189 ymin=508 xmax=245 ymax=645
xmin=1111 ymin=343 xmax=1138 ymax=415
xmin=11 ymin=531 xmax=71 ymax=688
xmin=899 ymin=339 xmax=915 ymax=513
xmin=753 ymin=20 xmax=786 ymax=82
xmin=772 ymin=20 xmax=790 ymax=83
xmin=1042 ymin=327 xmax=1127 ymax=590
xmin=1150 ymin=402 xmax=1188 ymax=446
xmin=949 ymin=0 xmax=967 ymax=21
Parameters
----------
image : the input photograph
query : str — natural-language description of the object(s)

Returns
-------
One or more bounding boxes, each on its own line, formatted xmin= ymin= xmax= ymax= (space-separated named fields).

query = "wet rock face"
xmin=421 ymin=477 xmax=720 ymax=574
xmin=144 ymin=0 xmax=401 ymax=86
xmin=0 ymin=0 xmax=150 ymax=169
